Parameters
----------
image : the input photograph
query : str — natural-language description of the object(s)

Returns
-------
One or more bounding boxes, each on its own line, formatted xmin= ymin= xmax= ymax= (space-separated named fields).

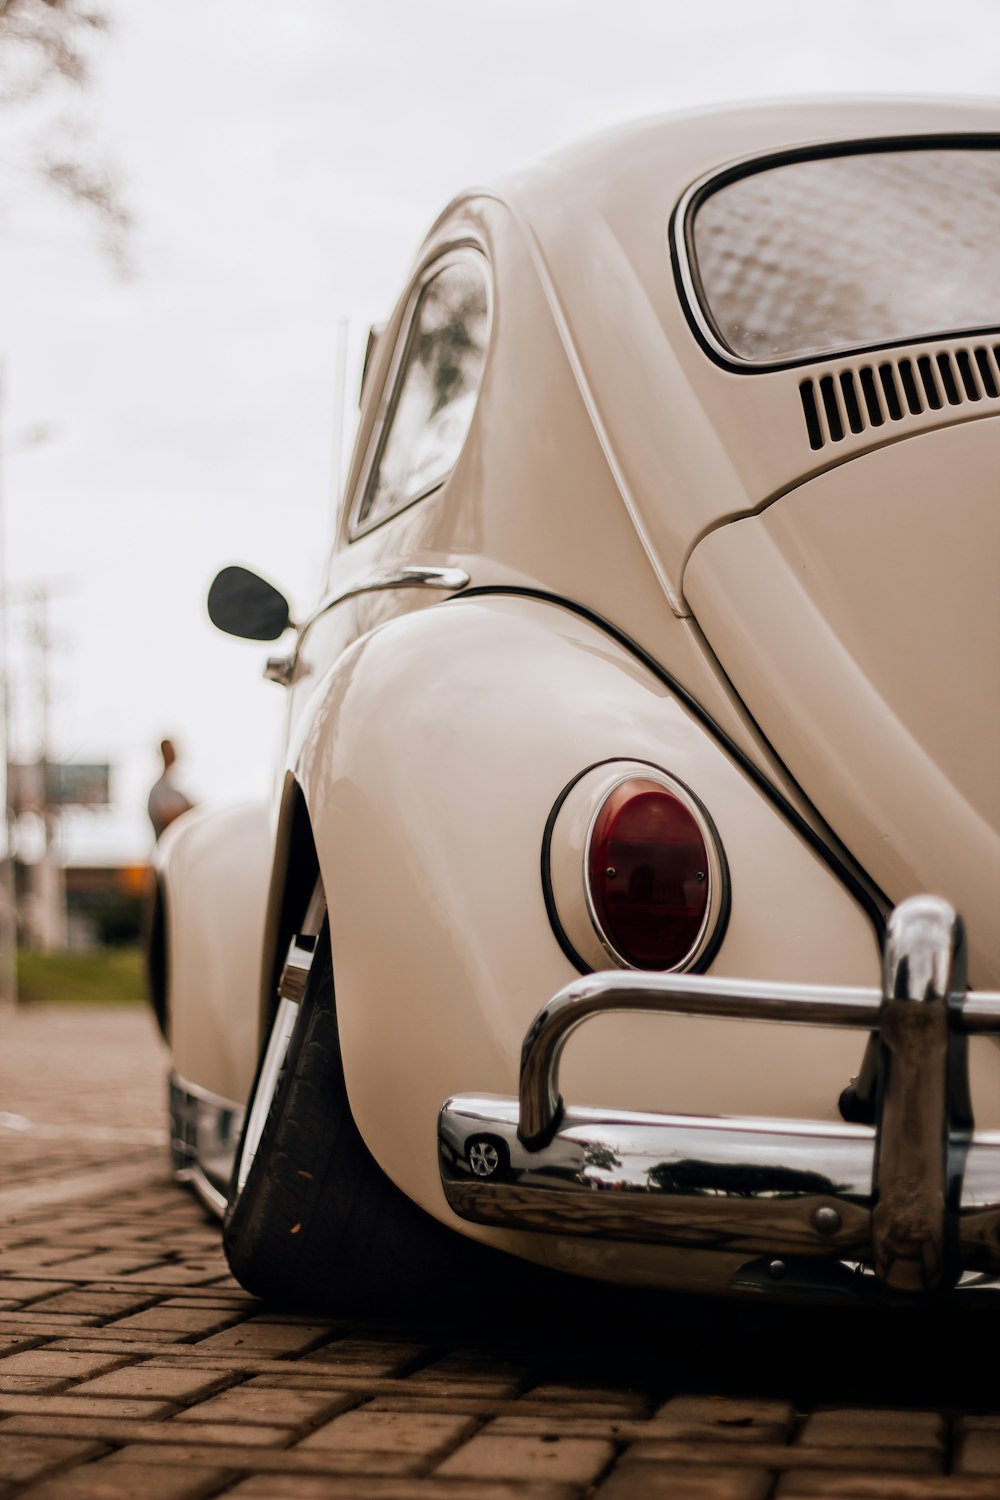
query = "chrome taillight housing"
xmin=545 ymin=762 xmax=728 ymax=973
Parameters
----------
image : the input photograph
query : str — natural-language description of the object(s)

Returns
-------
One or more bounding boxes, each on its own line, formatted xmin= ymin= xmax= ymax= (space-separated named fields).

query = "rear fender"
xmin=295 ymin=593 xmax=912 ymax=1251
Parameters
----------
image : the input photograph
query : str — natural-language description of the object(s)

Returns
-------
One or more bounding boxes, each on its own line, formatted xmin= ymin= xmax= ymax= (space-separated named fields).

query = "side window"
xmin=353 ymin=255 xmax=490 ymax=535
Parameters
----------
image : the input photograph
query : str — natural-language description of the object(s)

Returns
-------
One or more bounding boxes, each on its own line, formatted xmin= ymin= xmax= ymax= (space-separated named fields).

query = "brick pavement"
xmin=1 ymin=1003 xmax=999 ymax=1499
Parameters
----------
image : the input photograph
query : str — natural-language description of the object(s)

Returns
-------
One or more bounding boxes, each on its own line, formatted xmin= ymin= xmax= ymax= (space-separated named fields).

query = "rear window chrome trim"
xmin=670 ymin=132 xmax=1000 ymax=375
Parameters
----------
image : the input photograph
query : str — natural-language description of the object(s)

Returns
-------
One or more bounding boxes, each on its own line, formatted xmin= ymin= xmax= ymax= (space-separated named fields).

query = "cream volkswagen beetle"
xmin=152 ymin=97 xmax=1000 ymax=1310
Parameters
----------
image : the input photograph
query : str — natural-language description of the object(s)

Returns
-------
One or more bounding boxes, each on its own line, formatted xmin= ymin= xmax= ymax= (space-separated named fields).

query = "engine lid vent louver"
xmin=800 ymin=343 xmax=1000 ymax=451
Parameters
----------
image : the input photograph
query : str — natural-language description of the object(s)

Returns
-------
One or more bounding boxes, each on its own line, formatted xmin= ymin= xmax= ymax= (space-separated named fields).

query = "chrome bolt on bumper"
xmin=438 ymin=895 xmax=1000 ymax=1298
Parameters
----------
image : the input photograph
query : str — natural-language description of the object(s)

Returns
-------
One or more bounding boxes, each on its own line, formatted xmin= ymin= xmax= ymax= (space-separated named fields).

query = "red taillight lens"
xmin=587 ymin=778 xmax=710 ymax=970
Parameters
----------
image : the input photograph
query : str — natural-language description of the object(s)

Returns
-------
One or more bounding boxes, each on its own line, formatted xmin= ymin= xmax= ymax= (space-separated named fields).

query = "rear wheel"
xmin=223 ymin=905 xmax=530 ymax=1313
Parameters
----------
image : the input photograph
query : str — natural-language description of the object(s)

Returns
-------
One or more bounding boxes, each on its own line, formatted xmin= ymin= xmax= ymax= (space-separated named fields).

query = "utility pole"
xmin=0 ymin=367 xmax=56 ymax=1001
xmin=28 ymin=583 xmax=66 ymax=951
xmin=0 ymin=365 xmax=17 ymax=1007
xmin=332 ymin=316 xmax=349 ymax=508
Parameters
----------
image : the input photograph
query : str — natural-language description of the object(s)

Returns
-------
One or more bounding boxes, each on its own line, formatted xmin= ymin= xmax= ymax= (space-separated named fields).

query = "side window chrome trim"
xmin=347 ymin=245 xmax=493 ymax=543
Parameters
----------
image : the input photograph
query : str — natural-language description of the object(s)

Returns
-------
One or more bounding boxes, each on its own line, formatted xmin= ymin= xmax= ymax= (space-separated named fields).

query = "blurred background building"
xmin=8 ymin=758 xmax=149 ymax=952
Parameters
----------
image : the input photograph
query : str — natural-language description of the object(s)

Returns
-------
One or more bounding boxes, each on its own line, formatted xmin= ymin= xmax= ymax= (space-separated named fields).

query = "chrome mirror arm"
xmin=262 ymin=566 xmax=470 ymax=686
xmin=301 ymin=566 xmax=471 ymax=637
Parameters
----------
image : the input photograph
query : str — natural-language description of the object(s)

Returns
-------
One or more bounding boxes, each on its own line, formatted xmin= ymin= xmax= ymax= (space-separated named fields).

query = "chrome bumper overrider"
xmin=439 ymin=897 xmax=1000 ymax=1296
xmin=169 ymin=1073 xmax=244 ymax=1218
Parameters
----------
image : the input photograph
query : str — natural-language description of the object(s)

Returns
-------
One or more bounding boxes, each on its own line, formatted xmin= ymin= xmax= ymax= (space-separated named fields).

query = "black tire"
xmin=223 ymin=922 xmax=538 ymax=1314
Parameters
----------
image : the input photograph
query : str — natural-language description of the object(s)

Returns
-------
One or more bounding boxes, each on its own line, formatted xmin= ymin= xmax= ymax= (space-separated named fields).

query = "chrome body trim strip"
xmin=439 ymin=896 xmax=1000 ymax=1295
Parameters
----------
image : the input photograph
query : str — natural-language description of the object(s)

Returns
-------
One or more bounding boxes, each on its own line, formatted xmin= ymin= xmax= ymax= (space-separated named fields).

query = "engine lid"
xmin=684 ymin=417 xmax=1000 ymax=985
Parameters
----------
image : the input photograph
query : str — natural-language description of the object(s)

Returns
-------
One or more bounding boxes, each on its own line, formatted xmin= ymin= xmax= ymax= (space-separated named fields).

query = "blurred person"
xmin=148 ymin=738 xmax=195 ymax=841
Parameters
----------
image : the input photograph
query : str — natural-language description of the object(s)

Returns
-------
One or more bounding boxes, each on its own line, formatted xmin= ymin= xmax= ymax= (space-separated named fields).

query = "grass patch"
xmin=16 ymin=946 xmax=146 ymax=1006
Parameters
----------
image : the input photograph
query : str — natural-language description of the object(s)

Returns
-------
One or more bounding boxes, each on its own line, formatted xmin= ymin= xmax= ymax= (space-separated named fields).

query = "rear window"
xmin=689 ymin=146 xmax=1000 ymax=364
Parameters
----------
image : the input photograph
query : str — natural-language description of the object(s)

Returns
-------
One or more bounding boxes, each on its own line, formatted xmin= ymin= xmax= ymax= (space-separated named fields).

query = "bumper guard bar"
xmin=438 ymin=896 xmax=1000 ymax=1296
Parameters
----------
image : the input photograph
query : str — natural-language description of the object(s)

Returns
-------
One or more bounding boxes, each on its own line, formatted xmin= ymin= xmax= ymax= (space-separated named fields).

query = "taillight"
xmin=586 ymin=778 xmax=711 ymax=970
xmin=544 ymin=761 xmax=727 ymax=975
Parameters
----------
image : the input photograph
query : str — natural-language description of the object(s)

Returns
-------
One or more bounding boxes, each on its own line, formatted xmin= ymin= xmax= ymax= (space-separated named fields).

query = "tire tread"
xmin=223 ymin=927 xmax=523 ymax=1311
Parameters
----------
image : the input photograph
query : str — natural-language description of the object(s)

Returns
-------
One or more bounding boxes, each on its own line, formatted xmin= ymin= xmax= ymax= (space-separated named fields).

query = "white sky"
xmin=1 ymin=0 xmax=998 ymax=861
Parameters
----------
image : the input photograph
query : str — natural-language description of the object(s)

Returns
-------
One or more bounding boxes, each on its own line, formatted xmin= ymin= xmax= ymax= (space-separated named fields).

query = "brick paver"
xmin=1 ymin=1003 xmax=999 ymax=1498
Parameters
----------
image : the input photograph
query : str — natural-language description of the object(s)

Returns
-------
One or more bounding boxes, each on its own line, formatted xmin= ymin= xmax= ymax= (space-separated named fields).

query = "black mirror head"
xmin=207 ymin=565 xmax=291 ymax=641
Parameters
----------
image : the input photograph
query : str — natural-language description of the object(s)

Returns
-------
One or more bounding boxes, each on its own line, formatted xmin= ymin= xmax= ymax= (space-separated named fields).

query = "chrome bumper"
xmin=169 ymin=1072 xmax=243 ymax=1218
xmin=438 ymin=897 xmax=1000 ymax=1297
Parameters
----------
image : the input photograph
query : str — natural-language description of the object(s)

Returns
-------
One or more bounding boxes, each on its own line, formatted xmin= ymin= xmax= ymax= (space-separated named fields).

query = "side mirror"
xmin=207 ymin=565 xmax=292 ymax=641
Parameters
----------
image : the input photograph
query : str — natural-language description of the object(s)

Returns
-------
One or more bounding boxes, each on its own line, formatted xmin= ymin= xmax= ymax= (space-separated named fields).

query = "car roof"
xmin=527 ymin=93 xmax=999 ymax=202
xmin=461 ymin=96 xmax=1000 ymax=605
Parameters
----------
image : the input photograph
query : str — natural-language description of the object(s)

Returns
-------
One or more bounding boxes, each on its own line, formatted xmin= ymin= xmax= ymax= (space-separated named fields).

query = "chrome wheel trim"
xmin=234 ymin=996 xmax=300 ymax=1197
